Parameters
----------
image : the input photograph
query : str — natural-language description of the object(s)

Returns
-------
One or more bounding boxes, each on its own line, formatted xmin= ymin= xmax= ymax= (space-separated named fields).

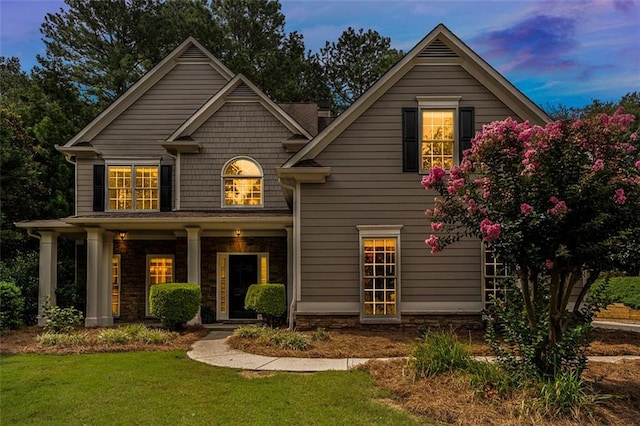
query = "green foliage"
xmin=316 ymin=27 xmax=403 ymax=114
xmin=244 ymin=283 xmax=286 ymax=327
xmin=149 ymin=283 xmax=201 ymax=330
xmin=467 ymin=361 xmax=514 ymax=399
xmin=407 ymin=330 xmax=471 ymax=379
xmin=233 ymin=325 xmax=310 ymax=350
xmin=96 ymin=324 xmax=176 ymax=345
xmin=40 ymin=298 xmax=83 ymax=333
xmin=36 ymin=331 xmax=88 ymax=347
xmin=310 ymin=328 xmax=331 ymax=342
xmin=592 ymin=276 xmax=640 ymax=309
xmin=96 ymin=328 xmax=130 ymax=345
xmin=233 ymin=324 xmax=265 ymax=338
xmin=0 ymin=251 xmax=39 ymax=325
xmin=0 ymin=281 xmax=24 ymax=330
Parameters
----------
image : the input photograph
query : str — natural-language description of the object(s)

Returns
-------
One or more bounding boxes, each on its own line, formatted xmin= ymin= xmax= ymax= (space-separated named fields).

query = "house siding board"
xmin=180 ymin=102 xmax=293 ymax=210
xmin=89 ymin=63 xmax=227 ymax=158
xmin=299 ymin=64 xmax=518 ymax=311
xmin=77 ymin=159 xmax=99 ymax=215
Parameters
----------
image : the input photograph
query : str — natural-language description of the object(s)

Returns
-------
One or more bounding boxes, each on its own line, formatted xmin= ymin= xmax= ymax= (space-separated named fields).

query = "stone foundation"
xmin=294 ymin=313 xmax=483 ymax=331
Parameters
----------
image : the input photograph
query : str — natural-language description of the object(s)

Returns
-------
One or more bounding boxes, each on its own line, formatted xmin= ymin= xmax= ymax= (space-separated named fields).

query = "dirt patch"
xmin=238 ymin=371 xmax=277 ymax=379
xmin=0 ymin=326 xmax=208 ymax=355
xmin=227 ymin=328 xmax=640 ymax=358
xmin=363 ymin=359 xmax=640 ymax=426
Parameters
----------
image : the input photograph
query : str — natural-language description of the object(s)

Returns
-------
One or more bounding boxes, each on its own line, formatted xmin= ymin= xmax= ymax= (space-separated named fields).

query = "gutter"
xmin=278 ymin=178 xmax=298 ymax=330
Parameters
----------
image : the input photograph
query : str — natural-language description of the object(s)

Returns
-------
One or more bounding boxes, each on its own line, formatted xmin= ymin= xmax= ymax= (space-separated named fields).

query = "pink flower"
xmin=480 ymin=218 xmax=501 ymax=242
xmin=614 ymin=188 xmax=626 ymax=205
xmin=449 ymin=166 xmax=462 ymax=180
xmin=424 ymin=209 xmax=433 ymax=219
xmin=591 ymin=159 xmax=604 ymax=172
xmin=446 ymin=178 xmax=465 ymax=195
xmin=425 ymin=235 xmax=441 ymax=254
xmin=549 ymin=200 xmax=568 ymax=217
xmin=431 ymin=222 xmax=444 ymax=232
xmin=549 ymin=196 xmax=559 ymax=204
xmin=627 ymin=145 xmax=636 ymax=153
xmin=421 ymin=166 xmax=447 ymax=190
xmin=467 ymin=198 xmax=477 ymax=213
xmin=636 ymin=160 xmax=640 ymax=168
xmin=545 ymin=259 xmax=554 ymax=270
xmin=631 ymin=132 xmax=637 ymax=141
xmin=520 ymin=203 xmax=534 ymax=216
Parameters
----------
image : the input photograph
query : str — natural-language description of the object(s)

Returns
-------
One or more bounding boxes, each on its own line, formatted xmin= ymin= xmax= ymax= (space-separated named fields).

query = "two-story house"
xmin=18 ymin=24 xmax=550 ymax=328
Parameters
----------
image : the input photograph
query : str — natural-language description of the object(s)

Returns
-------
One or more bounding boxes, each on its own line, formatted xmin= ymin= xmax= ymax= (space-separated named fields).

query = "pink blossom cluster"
xmin=520 ymin=203 xmax=534 ymax=216
xmin=421 ymin=166 xmax=446 ymax=190
xmin=480 ymin=218 xmax=501 ymax=242
xmin=591 ymin=159 xmax=604 ymax=172
xmin=547 ymin=196 xmax=568 ymax=217
xmin=614 ymin=188 xmax=626 ymax=205
xmin=425 ymin=234 xmax=441 ymax=254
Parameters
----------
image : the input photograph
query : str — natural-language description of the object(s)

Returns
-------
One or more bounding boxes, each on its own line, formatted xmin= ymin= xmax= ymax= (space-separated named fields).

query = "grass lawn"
xmin=0 ymin=351 xmax=422 ymax=425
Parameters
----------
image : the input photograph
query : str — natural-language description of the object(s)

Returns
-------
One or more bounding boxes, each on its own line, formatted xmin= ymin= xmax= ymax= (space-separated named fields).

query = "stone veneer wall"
xmin=294 ymin=313 xmax=483 ymax=331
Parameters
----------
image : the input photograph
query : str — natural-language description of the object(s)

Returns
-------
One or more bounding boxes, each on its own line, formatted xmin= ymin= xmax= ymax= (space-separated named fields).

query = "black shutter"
xmin=459 ymin=107 xmax=475 ymax=161
xmin=402 ymin=107 xmax=419 ymax=172
xmin=93 ymin=164 xmax=105 ymax=212
xmin=160 ymin=165 xmax=172 ymax=212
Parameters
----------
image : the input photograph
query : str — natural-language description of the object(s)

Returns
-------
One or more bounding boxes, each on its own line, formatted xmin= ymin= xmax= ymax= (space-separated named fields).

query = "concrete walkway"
xmin=187 ymin=323 xmax=640 ymax=372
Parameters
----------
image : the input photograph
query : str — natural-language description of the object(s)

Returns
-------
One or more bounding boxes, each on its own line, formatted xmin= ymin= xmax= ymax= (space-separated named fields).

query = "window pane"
xmin=108 ymin=167 xmax=132 ymax=210
xmin=422 ymin=110 xmax=455 ymax=171
xmin=224 ymin=177 xmax=262 ymax=206
xmin=362 ymin=237 xmax=397 ymax=317
xmin=149 ymin=257 xmax=173 ymax=285
xmin=135 ymin=167 xmax=158 ymax=210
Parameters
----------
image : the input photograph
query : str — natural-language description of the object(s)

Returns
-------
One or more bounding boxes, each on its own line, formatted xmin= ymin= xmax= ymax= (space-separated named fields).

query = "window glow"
xmin=108 ymin=166 xmax=158 ymax=210
xmin=363 ymin=238 xmax=397 ymax=316
xmin=112 ymin=255 xmax=120 ymax=316
xmin=422 ymin=110 xmax=454 ymax=170
xmin=222 ymin=158 xmax=262 ymax=206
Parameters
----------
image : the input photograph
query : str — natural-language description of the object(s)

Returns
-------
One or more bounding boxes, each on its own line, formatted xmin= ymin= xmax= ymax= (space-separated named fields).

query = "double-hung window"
xmin=358 ymin=225 xmax=402 ymax=323
xmin=418 ymin=96 xmax=460 ymax=173
xmin=108 ymin=165 xmax=159 ymax=211
xmin=146 ymin=255 xmax=174 ymax=316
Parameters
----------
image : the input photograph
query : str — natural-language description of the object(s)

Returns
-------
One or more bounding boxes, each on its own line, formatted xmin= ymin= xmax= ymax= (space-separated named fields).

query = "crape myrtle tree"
xmin=422 ymin=109 xmax=640 ymax=378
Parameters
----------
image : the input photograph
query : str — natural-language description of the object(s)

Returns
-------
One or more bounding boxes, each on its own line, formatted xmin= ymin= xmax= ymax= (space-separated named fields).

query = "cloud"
xmin=613 ymin=0 xmax=635 ymax=13
xmin=472 ymin=15 xmax=580 ymax=74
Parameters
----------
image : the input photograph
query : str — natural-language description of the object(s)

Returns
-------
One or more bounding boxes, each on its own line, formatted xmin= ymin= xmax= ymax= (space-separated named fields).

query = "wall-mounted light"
xmin=118 ymin=231 xmax=127 ymax=241
xmin=235 ymin=229 xmax=241 ymax=237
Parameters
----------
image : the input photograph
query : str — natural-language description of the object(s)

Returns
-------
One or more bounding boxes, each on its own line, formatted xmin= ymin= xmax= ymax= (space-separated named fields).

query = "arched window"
xmin=222 ymin=157 xmax=263 ymax=207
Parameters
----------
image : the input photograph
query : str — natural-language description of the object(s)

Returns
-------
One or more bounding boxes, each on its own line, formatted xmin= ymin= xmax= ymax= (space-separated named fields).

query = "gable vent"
xmin=418 ymin=39 xmax=459 ymax=58
xmin=227 ymin=83 xmax=256 ymax=98
xmin=180 ymin=45 xmax=208 ymax=60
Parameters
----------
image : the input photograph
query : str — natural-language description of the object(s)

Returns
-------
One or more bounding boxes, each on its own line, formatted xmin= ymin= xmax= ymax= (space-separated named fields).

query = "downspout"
xmin=279 ymin=178 xmax=298 ymax=330
xmin=27 ymin=229 xmax=41 ymax=241
xmin=62 ymin=154 xmax=77 ymax=216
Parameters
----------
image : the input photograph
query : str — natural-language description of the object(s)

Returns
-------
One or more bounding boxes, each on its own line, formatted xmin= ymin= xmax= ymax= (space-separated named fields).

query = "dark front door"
xmin=229 ymin=254 xmax=258 ymax=319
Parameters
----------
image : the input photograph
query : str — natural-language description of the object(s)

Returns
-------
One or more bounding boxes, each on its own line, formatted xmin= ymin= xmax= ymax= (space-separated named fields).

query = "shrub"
xmin=97 ymin=328 xmax=131 ymax=344
xmin=0 ymin=251 xmax=39 ymax=325
xmin=468 ymin=361 xmax=514 ymax=399
xmin=311 ymin=327 xmax=331 ymax=342
xmin=36 ymin=332 xmax=88 ymax=347
xmin=40 ymin=298 xmax=83 ymax=333
xmin=244 ymin=284 xmax=286 ymax=327
xmin=234 ymin=325 xmax=267 ymax=338
xmin=269 ymin=330 xmax=310 ymax=350
xmin=135 ymin=327 xmax=176 ymax=344
xmin=592 ymin=276 xmax=640 ymax=309
xmin=149 ymin=283 xmax=201 ymax=331
xmin=0 ymin=281 xmax=24 ymax=330
xmin=408 ymin=330 xmax=471 ymax=379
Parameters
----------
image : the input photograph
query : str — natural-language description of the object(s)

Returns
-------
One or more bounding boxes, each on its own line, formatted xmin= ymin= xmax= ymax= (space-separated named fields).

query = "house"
xmin=17 ymin=24 xmax=550 ymax=328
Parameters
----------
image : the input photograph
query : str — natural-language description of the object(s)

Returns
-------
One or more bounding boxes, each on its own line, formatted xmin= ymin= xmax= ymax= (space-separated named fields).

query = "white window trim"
xmin=357 ymin=225 xmax=403 ymax=324
xmin=216 ymin=252 xmax=269 ymax=321
xmin=146 ymin=254 xmax=175 ymax=317
xmin=417 ymin=96 xmax=461 ymax=174
xmin=220 ymin=156 xmax=264 ymax=208
xmin=112 ymin=254 xmax=121 ymax=317
xmin=105 ymin=160 xmax=161 ymax=212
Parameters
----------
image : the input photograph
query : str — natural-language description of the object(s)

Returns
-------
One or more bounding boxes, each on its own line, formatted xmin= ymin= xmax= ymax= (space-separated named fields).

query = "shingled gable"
xmin=164 ymin=74 xmax=313 ymax=144
xmin=60 ymin=37 xmax=234 ymax=148
xmin=282 ymin=23 xmax=551 ymax=167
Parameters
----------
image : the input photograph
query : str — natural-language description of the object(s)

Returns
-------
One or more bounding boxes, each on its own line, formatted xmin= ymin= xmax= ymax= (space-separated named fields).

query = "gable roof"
xmin=63 ymin=37 xmax=235 ymax=147
xmin=166 ymin=74 xmax=313 ymax=141
xmin=283 ymin=23 xmax=551 ymax=167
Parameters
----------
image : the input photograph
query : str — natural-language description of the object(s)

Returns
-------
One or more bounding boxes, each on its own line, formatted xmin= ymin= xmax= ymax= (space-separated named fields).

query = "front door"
xmin=229 ymin=254 xmax=258 ymax=319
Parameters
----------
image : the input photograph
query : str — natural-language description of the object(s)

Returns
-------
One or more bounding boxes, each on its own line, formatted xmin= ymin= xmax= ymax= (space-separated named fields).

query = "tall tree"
xmin=316 ymin=27 xmax=404 ymax=114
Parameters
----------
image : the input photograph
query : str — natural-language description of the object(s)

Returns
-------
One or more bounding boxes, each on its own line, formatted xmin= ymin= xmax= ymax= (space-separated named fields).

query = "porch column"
xmin=85 ymin=228 xmax=103 ymax=327
xmin=99 ymin=232 xmax=114 ymax=326
xmin=37 ymin=231 xmax=58 ymax=326
xmin=186 ymin=226 xmax=201 ymax=325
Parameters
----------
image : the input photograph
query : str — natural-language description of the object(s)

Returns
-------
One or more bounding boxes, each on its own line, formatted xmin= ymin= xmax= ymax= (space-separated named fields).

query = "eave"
xmin=276 ymin=167 xmax=332 ymax=183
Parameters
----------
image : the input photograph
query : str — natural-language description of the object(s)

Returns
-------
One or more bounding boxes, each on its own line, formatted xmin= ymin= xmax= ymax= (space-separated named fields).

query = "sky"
xmin=1 ymin=0 xmax=638 ymax=109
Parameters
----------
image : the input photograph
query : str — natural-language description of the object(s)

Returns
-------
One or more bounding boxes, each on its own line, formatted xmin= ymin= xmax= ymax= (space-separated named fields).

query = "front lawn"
xmin=0 ymin=351 xmax=422 ymax=425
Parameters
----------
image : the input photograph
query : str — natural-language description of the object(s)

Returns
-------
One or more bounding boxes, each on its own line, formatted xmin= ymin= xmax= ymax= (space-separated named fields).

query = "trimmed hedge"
xmin=244 ymin=284 xmax=286 ymax=327
xmin=0 ymin=281 xmax=24 ymax=330
xmin=149 ymin=283 xmax=201 ymax=330
xmin=592 ymin=276 xmax=640 ymax=309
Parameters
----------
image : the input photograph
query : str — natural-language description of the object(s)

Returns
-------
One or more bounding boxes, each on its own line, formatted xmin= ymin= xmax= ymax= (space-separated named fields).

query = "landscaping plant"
xmin=422 ymin=109 xmax=640 ymax=379
xmin=40 ymin=297 xmax=83 ymax=333
xmin=0 ymin=281 xmax=24 ymax=330
xmin=149 ymin=283 xmax=201 ymax=331
xmin=244 ymin=283 xmax=286 ymax=327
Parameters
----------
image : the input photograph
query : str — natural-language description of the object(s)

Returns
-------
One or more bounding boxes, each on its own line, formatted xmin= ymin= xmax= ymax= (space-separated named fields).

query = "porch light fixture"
xmin=118 ymin=231 xmax=127 ymax=241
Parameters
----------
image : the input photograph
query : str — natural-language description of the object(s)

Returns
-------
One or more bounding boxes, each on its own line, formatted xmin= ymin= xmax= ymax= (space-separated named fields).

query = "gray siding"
xmin=181 ymin=102 xmax=294 ymax=210
xmin=76 ymin=62 xmax=228 ymax=215
xmin=299 ymin=64 xmax=527 ymax=309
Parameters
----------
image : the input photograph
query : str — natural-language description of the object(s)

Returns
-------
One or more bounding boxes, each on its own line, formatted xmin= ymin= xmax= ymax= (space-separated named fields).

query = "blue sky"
xmin=1 ymin=0 xmax=638 ymax=108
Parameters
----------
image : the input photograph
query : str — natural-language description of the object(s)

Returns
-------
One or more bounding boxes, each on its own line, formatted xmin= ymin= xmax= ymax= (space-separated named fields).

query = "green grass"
xmin=593 ymin=276 xmax=640 ymax=309
xmin=0 ymin=351 xmax=422 ymax=425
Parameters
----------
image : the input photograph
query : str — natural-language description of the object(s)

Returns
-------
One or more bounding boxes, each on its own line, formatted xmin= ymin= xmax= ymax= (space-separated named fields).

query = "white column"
xmin=99 ymin=232 xmax=114 ymax=326
xmin=37 ymin=231 xmax=58 ymax=326
xmin=186 ymin=226 xmax=201 ymax=325
xmin=285 ymin=226 xmax=293 ymax=314
xmin=85 ymin=228 xmax=103 ymax=327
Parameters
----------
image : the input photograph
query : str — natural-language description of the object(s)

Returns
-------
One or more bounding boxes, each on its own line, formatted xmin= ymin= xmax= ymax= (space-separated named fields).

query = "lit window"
xmin=112 ymin=255 xmax=120 ymax=316
xmin=108 ymin=166 xmax=158 ymax=210
xmin=483 ymin=246 xmax=511 ymax=308
xmin=422 ymin=110 xmax=454 ymax=170
xmin=358 ymin=225 xmax=402 ymax=323
xmin=222 ymin=158 xmax=263 ymax=207
xmin=147 ymin=255 xmax=174 ymax=315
